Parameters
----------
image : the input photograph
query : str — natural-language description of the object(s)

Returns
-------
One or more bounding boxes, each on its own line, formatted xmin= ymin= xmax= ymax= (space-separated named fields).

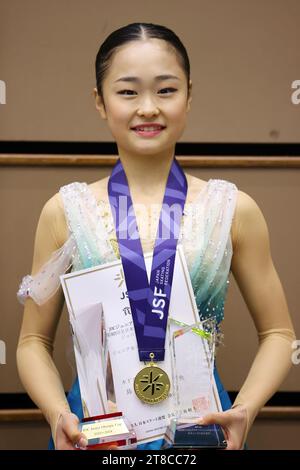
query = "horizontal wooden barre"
xmin=258 ymin=406 xmax=300 ymax=419
xmin=0 ymin=409 xmax=45 ymax=422
xmin=0 ymin=154 xmax=300 ymax=167
xmin=1 ymin=407 xmax=300 ymax=422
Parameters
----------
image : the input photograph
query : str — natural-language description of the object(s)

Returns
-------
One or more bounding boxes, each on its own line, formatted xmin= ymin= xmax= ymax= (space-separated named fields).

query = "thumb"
xmin=63 ymin=413 xmax=87 ymax=447
xmin=200 ymin=412 xmax=228 ymax=427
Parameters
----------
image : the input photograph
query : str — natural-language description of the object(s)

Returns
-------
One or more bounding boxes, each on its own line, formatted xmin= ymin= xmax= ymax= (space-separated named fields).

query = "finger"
xmin=62 ymin=413 xmax=82 ymax=445
xmin=224 ymin=438 xmax=241 ymax=451
xmin=200 ymin=412 xmax=231 ymax=427
xmin=77 ymin=435 xmax=88 ymax=450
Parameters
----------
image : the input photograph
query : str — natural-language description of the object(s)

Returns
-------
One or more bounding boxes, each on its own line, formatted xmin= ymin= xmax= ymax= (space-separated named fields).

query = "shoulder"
xmin=40 ymin=191 xmax=65 ymax=223
xmin=232 ymin=189 xmax=269 ymax=250
xmin=59 ymin=178 xmax=109 ymax=204
xmin=88 ymin=177 xmax=110 ymax=203
xmin=34 ymin=178 xmax=109 ymax=252
xmin=234 ymin=190 xmax=265 ymax=225
xmin=38 ymin=191 xmax=69 ymax=248
xmin=184 ymin=173 xmax=209 ymax=201
xmin=187 ymin=173 xmax=237 ymax=194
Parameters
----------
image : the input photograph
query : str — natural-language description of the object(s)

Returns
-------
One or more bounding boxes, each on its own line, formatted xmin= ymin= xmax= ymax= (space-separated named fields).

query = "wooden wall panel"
xmin=0 ymin=0 xmax=299 ymax=142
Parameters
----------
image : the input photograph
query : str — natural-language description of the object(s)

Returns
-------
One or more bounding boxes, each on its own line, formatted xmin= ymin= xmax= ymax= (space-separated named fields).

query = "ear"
xmin=186 ymin=79 xmax=192 ymax=112
xmin=93 ymin=87 xmax=107 ymax=120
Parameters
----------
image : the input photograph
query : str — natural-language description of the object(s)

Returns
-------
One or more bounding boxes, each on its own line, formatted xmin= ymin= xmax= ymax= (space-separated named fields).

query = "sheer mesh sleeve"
xmin=16 ymin=191 xmax=80 ymax=305
xmin=17 ymin=235 xmax=77 ymax=305
xmin=16 ymin=192 xmax=76 ymax=446
xmin=230 ymin=190 xmax=296 ymax=440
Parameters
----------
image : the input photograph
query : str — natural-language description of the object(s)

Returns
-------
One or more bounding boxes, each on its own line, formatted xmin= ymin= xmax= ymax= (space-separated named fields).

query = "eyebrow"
xmin=114 ymin=74 xmax=180 ymax=83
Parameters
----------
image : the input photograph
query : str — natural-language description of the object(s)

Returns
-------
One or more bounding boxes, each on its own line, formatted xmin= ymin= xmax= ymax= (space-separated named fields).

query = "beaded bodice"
xmin=17 ymin=179 xmax=238 ymax=324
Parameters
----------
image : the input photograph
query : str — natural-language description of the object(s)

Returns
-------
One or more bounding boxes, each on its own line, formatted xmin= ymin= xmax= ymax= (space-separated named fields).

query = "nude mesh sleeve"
xmin=230 ymin=191 xmax=296 ymax=437
xmin=16 ymin=193 xmax=74 ymax=446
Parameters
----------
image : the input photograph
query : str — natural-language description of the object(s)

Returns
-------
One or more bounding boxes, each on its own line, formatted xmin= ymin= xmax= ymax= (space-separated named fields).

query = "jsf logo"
xmin=151 ymin=286 xmax=166 ymax=320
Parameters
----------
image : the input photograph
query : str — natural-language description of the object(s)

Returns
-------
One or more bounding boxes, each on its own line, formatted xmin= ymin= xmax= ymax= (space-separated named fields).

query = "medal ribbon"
xmin=108 ymin=157 xmax=187 ymax=362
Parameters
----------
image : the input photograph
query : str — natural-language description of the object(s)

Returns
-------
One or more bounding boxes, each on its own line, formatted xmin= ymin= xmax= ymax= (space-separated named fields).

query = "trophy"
xmin=162 ymin=317 xmax=227 ymax=449
xmin=69 ymin=301 xmax=137 ymax=450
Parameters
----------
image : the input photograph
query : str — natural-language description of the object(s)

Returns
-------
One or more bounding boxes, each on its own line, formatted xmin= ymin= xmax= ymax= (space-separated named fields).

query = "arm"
xmin=230 ymin=190 xmax=296 ymax=433
xmin=201 ymin=190 xmax=296 ymax=448
xmin=17 ymin=192 xmax=125 ymax=451
xmin=16 ymin=193 xmax=80 ymax=446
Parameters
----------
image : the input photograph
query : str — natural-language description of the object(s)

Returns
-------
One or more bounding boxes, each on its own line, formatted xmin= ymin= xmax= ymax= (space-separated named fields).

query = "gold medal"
xmin=134 ymin=353 xmax=170 ymax=404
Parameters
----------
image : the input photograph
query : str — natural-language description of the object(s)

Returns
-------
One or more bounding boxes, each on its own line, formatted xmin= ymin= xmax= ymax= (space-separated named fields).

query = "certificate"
xmin=60 ymin=245 xmax=222 ymax=445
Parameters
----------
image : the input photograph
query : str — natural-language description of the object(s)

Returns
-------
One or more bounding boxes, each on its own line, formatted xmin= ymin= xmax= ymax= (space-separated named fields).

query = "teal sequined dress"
xmin=17 ymin=178 xmax=238 ymax=450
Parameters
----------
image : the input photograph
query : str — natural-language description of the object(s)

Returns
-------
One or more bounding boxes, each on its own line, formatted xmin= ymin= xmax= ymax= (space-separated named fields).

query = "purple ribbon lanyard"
xmin=108 ymin=157 xmax=187 ymax=362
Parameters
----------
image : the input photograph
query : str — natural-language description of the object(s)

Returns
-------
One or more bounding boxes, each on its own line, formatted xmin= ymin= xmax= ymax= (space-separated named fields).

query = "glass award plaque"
xmin=163 ymin=418 xmax=227 ymax=449
xmin=77 ymin=412 xmax=137 ymax=450
xmin=162 ymin=318 xmax=227 ymax=449
xmin=70 ymin=302 xmax=137 ymax=450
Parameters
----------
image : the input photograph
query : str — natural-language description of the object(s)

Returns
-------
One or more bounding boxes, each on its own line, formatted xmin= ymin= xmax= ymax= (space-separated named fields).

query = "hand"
xmin=199 ymin=404 xmax=249 ymax=450
xmin=54 ymin=411 xmax=88 ymax=450
xmin=54 ymin=411 xmax=118 ymax=450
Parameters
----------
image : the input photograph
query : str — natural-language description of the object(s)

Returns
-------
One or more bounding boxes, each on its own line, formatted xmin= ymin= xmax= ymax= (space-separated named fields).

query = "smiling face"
xmin=94 ymin=38 xmax=192 ymax=159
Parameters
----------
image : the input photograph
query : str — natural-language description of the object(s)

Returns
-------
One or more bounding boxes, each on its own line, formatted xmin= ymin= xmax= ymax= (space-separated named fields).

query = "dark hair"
xmin=95 ymin=22 xmax=191 ymax=99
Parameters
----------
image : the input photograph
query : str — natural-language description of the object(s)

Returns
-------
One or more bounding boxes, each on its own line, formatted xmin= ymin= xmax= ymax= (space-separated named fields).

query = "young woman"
xmin=16 ymin=22 xmax=295 ymax=450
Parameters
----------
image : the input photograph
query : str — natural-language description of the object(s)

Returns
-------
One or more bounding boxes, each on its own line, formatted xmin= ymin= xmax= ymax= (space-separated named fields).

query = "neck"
xmin=118 ymin=147 xmax=175 ymax=202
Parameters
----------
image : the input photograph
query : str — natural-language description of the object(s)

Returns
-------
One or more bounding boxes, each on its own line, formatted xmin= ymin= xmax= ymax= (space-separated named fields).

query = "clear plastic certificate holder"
xmin=72 ymin=304 xmax=137 ymax=450
xmin=162 ymin=318 xmax=227 ymax=449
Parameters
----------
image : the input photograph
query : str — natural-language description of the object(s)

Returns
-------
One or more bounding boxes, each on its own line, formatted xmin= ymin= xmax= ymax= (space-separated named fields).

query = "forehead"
xmin=106 ymin=39 xmax=184 ymax=80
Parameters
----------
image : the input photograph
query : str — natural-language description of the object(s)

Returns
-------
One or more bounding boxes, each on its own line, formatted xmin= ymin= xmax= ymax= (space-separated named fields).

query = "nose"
xmin=137 ymin=94 xmax=159 ymax=117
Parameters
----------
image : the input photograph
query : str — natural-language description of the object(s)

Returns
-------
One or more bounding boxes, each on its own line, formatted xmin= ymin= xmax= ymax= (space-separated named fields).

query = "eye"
xmin=117 ymin=90 xmax=137 ymax=95
xmin=158 ymin=87 xmax=177 ymax=94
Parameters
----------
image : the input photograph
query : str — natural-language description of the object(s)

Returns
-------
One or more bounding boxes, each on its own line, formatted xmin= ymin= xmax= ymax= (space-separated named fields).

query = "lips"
xmin=131 ymin=127 xmax=166 ymax=138
xmin=131 ymin=124 xmax=166 ymax=131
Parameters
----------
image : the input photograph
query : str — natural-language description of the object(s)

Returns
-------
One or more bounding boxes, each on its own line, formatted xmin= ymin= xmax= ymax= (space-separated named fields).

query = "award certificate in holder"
xmin=60 ymin=245 xmax=223 ymax=447
xmin=63 ymin=300 xmax=136 ymax=449
xmin=163 ymin=318 xmax=227 ymax=449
